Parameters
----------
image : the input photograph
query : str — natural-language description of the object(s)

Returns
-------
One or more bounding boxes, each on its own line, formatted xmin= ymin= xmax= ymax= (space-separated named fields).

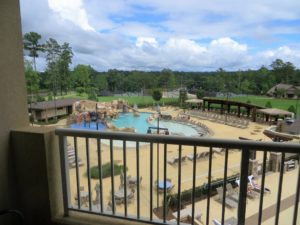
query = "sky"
xmin=20 ymin=0 xmax=300 ymax=72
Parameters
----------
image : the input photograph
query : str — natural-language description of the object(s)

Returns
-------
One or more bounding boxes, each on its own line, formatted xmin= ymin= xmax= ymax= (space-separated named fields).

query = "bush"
xmin=76 ymin=87 xmax=85 ymax=95
xmin=166 ymin=174 xmax=239 ymax=209
xmin=265 ymin=101 xmax=272 ymax=108
xmin=152 ymin=89 xmax=162 ymax=102
xmin=36 ymin=95 xmax=45 ymax=102
xmin=288 ymin=105 xmax=296 ymax=114
xmin=48 ymin=95 xmax=53 ymax=101
xmin=90 ymin=162 xmax=127 ymax=179
xmin=88 ymin=92 xmax=98 ymax=101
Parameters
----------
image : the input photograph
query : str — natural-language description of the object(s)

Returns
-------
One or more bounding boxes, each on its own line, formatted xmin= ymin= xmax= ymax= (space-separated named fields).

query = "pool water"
xmin=70 ymin=122 xmax=106 ymax=130
xmin=70 ymin=112 xmax=202 ymax=137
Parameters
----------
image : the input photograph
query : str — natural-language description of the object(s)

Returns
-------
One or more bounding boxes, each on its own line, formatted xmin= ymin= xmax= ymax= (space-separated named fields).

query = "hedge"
xmin=166 ymin=174 xmax=239 ymax=209
xmin=90 ymin=162 xmax=127 ymax=179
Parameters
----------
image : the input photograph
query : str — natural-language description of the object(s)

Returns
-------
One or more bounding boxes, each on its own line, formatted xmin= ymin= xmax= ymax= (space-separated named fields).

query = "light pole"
xmin=224 ymin=84 xmax=229 ymax=125
xmin=156 ymin=104 xmax=160 ymax=211
xmin=296 ymin=96 xmax=299 ymax=119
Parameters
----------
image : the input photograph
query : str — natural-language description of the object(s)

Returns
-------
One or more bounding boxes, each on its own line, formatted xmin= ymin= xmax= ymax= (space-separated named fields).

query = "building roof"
xmin=267 ymin=83 xmax=299 ymax=95
xmin=29 ymin=98 xmax=79 ymax=110
xmin=257 ymin=108 xmax=293 ymax=116
xmin=203 ymin=97 xmax=265 ymax=109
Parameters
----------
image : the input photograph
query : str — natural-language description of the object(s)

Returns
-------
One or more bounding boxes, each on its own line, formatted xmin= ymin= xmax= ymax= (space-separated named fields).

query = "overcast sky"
xmin=20 ymin=0 xmax=300 ymax=71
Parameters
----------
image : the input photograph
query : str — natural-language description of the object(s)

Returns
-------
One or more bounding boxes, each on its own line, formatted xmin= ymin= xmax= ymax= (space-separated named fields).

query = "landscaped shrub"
xmin=265 ymin=101 xmax=272 ymax=108
xmin=36 ymin=95 xmax=46 ymax=102
xmin=288 ymin=105 xmax=296 ymax=114
xmin=166 ymin=174 xmax=239 ymax=209
xmin=152 ymin=89 xmax=162 ymax=102
xmin=90 ymin=162 xmax=127 ymax=179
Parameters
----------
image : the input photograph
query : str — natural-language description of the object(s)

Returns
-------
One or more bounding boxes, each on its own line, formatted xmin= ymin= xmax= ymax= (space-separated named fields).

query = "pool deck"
xmin=64 ymin=106 xmax=299 ymax=224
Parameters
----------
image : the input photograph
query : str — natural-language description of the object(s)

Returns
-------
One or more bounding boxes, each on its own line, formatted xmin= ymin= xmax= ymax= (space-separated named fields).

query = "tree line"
xmin=23 ymin=32 xmax=300 ymax=103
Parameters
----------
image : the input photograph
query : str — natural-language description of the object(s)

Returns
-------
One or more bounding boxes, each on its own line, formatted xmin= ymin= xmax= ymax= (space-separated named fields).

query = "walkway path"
xmin=245 ymin=194 xmax=298 ymax=224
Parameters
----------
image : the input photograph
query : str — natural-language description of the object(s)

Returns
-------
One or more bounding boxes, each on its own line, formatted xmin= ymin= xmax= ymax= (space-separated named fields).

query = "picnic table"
xmin=114 ymin=189 xmax=133 ymax=199
xmin=158 ymin=180 xmax=172 ymax=189
xmin=224 ymin=217 xmax=237 ymax=225
xmin=172 ymin=208 xmax=202 ymax=222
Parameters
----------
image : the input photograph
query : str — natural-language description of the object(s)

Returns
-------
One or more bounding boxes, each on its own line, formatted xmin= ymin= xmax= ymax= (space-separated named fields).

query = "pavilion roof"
xmin=257 ymin=108 xmax=293 ymax=116
xmin=185 ymin=99 xmax=203 ymax=104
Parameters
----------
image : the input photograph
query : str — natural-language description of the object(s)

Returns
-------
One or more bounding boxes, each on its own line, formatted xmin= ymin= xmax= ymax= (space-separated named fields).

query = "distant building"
xmin=267 ymin=84 xmax=300 ymax=99
xmin=29 ymin=98 xmax=79 ymax=122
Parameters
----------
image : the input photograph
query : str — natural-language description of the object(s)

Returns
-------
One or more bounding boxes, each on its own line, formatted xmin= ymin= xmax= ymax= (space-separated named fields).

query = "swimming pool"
xmin=70 ymin=112 xmax=203 ymax=137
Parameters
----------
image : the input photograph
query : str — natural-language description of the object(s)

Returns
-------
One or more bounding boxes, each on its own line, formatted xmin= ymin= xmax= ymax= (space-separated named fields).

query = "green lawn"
xmin=220 ymin=95 xmax=300 ymax=115
xmin=56 ymin=93 xmax=179 ymax=107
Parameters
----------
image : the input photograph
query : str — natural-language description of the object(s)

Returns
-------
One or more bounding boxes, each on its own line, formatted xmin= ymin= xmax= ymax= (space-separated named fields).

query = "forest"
xmin=24 ymin=32 xmax=300 ymax=102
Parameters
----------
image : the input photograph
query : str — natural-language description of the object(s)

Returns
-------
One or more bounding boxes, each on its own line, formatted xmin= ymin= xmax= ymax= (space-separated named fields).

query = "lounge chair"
xmin=215 ymin=187 xmax=238 ymax=208
xmin=248 ymin=175 xmax=271 ymax=194
xmin=212 ymin=219 xmax=222 ymax=225
xmin=235 ymin=180 xmax=258 ymax=199
xmin=226 ymin=183 xmax=239 ymax=202
xmin=212 ymin=147 xmax=224 ymax=155
xmin=167 ymin=157 xmax=179 ymax=165
xmin=203 ymin=151 xmax=210 ymax=159
xmin=188 ymin=153 xmax=199 ymax=161
xmin=197 ymin=152 xmax=205 ymax=160
xmin=115 ymin=198 xmax=123 ymax=205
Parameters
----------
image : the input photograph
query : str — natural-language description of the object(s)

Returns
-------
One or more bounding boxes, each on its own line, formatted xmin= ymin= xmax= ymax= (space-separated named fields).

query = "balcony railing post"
xmin=58 ymin=135 xmax=71 ymax=216
xmin=54 ymin=128 xmax=300 ymax=224
xmin=237 ymin=148 xmax=250 ymax=225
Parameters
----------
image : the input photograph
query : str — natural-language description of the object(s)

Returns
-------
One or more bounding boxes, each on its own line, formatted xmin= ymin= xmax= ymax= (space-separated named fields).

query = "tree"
xmin=87 ymin=87 xmax=98 ymax=101
xmin=58 ymin=42 xmax=73 ymax=95
xmin=72 ymin=65 xmax=92 ymax=93
xmin=94 ymin=75 xmax=108 ymax=93
xmin=270 ymin=59 xmax=295 ymax=84
xmin=45 ymin=38 xmax=61 ymax=121
xmin=23 ymin=32 xmax=44 ymax=71
xmin=45 ymin=38 xmax=61 ymax=94
xmin=179 ymin=89 xmax=187 ymax=108
xmin=159 ymin=69 xmax=176 ymax=89
xmin=106 ymin=69 xmax=120 ymax=92
xmin=24 ymin=60 xmax=40 ymax=104
xmin=152 ymin=89 xmax=162 ymax=102
xmin=196 ymin=89 xmax=204 ymax=99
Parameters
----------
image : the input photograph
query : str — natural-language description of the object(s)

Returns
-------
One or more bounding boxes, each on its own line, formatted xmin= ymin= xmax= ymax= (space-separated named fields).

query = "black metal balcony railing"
xmin=55 ymin=128 xmax=300 ymax=225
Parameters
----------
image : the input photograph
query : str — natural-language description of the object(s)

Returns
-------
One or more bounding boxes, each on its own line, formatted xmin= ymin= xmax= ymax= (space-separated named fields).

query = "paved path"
xmin=245 ymin=194 xmax=298 ymax=224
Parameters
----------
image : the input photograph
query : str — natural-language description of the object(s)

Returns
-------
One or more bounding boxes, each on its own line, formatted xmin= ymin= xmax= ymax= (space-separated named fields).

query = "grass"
xmin=55 ymin=92 xmax=179 ymax=107
xmin=217 ymin=95 xmax=300 ymax=115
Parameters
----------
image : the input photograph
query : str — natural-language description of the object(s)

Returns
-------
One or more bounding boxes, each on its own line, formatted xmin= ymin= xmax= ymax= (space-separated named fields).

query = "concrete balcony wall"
xmin=11 ymin=127 xmax=61 ymax=225
xmin=0 ymin=0 xmax=29 ymax=223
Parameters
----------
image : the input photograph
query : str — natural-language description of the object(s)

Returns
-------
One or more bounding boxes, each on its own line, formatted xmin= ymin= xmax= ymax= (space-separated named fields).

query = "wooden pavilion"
xmin=257 ymin=108 xmax=293 ymax=124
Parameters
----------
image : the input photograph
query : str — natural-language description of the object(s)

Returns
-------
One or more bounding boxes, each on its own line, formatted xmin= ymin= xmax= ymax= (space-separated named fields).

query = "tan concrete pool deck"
xmin=65 ymin=107 xmax=299 ymax=224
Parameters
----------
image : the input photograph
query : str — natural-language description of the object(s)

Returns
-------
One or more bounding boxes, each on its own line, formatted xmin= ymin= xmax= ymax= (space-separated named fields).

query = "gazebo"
xmin=185 ymin=99 xmax=203 ymax=109
xmin=257 ymin=108 xmax=293 ymax=123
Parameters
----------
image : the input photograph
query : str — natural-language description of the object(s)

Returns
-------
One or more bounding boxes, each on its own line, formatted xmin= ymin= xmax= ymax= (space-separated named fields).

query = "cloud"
xmin=20 ymin=0 xmax=300 ymax=71
xmin=48 ymin=0 xmax=94 ymax=31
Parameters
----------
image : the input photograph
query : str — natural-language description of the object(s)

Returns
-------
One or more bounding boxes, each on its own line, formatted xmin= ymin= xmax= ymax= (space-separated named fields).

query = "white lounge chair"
xmin=248 ymin=175 xmax=271 ymax=193
xmin=216 ymin=187 xmax=238 ymax=208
